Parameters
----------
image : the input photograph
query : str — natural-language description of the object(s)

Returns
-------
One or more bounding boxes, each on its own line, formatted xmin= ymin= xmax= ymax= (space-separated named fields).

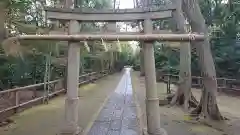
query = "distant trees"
xmin=0 ymin=0 xmax=134 ymax=90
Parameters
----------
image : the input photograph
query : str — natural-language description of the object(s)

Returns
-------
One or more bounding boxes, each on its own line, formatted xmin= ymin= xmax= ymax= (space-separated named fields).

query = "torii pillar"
xmin=60 ymin=0 xmax=81 ymax=135
xmin=143 ymin=18 xmax=167 ymax=135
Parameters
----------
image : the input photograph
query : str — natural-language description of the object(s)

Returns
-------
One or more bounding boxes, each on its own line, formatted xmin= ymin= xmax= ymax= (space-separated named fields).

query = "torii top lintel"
xmin=44 ymin=4 xmax=176 ymax=22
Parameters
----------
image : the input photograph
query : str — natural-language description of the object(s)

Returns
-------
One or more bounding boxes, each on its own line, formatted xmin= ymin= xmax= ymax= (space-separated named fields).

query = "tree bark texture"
xmin=169 ymin=0 xmax=194 ymax=110
xmin=138 ymin=0 xmax=145 ymax=77
xmin=139 ymin=42 xmax=145 ymax=76
xmin=182 ymin=0 xmax=223 ymax=120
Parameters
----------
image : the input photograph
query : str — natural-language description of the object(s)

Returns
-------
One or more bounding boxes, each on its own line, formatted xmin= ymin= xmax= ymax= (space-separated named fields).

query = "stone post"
xmin=143 ymin=18 xmax=166 ymax=135
xmin=60 ymin=19 xmax=81 ymax=135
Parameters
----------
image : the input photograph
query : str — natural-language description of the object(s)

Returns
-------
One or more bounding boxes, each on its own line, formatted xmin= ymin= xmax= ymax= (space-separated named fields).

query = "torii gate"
xmin=4 ymin=1 xmax=205 ymax=135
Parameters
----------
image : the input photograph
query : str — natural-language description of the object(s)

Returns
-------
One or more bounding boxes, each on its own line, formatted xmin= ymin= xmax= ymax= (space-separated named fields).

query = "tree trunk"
xmin=182 ymin=0 xmax=223 ymax=120
xmin=0 ymin=2 xmax=7 ymax=42
xmin=136 ymin=0 xmax=145 ymax=76
xmin=110 ymin=51 xmax=114 ymax=71
xmin=169 ymin=0 xmax=196 ymax=110
xmin=100 ymin=58 xmax=104 ymax=71
xmin=139 ymin=42 xmax=145 ymax=76
xmin=64 ymin=60 xmax=68 ymax=91
xmin=106 ymin=22 xmax=116 ymax=72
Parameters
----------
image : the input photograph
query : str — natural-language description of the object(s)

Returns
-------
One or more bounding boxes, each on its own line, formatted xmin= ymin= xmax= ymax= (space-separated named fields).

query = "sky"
xmin=118 ymin=0 xmax=139 ymax=51
xmin=119 ymin=0 xmax=134 ymax=9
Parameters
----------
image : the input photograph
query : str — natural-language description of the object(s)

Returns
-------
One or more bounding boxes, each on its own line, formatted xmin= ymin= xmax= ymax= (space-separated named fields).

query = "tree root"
xmin=190 ymin=90 xmax=225 ymax=121
xmin=183 ymin=115 xmax=228 ymax=132
xmin=0 ymin=119 xmax=14 ymax=127
xmin=167 ymin=91 xmax=198 ymax=108
xmin=189 ymin=93 xmax=198 ymax=108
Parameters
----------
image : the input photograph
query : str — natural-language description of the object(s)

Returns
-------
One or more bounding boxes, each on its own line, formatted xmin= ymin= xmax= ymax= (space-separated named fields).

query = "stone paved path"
xmin=87 ymin=68 xmax=140 ymax=135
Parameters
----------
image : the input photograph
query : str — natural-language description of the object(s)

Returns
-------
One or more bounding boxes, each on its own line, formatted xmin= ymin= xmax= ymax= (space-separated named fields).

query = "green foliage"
xmin=118 ymin=42 xmax=136 ymax=66
xmin=153 ymin=0 xmax=240 ymax=78
xmin=0 ymin=49 xmax=67 ymax=89
xmin=0 ymin=0 xmax=115 ymax=90
xmin=76 ymin=0 xmax=112 ymax=9
xmin=203 ymin=0 xmax=240 ymax=78
xmin=154 ymin=42 xmax=179 ymax=74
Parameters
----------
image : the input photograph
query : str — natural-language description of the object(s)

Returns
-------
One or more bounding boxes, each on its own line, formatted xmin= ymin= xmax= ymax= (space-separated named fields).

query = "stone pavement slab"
xmin=87 ymin=68 xmax=141 ymax=135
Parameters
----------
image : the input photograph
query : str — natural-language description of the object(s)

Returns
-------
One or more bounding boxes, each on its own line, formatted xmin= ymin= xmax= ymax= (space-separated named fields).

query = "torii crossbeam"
xmin=45 ymin=6 xmax=175 ymax=21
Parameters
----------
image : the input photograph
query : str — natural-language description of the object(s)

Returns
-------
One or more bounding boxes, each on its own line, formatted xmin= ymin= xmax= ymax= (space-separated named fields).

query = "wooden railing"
xmin=0 ymin=70 xmax=109 ymax=121
xmin=158 ymin=74 xmax=240 ymax=92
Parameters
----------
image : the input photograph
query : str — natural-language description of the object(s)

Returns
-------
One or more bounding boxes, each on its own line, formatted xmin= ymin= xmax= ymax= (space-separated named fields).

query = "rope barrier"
xmin=4 ymin=34 xmax=205 ymax=42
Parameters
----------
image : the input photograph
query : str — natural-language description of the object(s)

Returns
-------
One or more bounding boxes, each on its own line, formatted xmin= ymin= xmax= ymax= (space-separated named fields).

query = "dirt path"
xmin=131 ymin=71 xmax=240 ymax=135
xmin=0 ymin=73 xmax=123 ymax=135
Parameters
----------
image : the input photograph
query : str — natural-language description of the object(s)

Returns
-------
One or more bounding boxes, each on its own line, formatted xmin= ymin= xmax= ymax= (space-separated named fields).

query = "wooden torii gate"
xmin=3 ymin=1 xmax=205 ymax=135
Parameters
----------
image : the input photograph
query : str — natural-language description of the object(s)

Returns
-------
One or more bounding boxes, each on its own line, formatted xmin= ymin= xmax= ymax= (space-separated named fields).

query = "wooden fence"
xmin=158 ymin=74 xmax=240 ymax=94
xmin=0 ymin=70 xmax=109 ymax=121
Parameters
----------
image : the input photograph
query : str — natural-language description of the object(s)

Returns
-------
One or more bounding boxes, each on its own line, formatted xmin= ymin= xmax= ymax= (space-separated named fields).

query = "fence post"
xmin=84 ymin=74 xmax=87 ymax=81
xmin=94 ymin=72 xmax=96 ymax=80
xmin=167 ymin=75 xmax=171 ymax=94
xmin=99 ymin=71 xmax=102 ymax=78
xmin=89 ymin=73 xmax=93 ymax=83
xmin=222 ymin=79 xmax=227 ymax=92
xmin=15 ymin=91 xmax=19 ymax=113
xmin=197 ymin=77 xmax=201 ymax=87
xmin=97 ymin=72 xmax=100 ymax=79
xmin=33 ymin=89 xmax=38 ymax=98
xmin=79 ymin=75 xmax=82 ymax=83
xmin=95 ymin=72 xmax=98 ymax=80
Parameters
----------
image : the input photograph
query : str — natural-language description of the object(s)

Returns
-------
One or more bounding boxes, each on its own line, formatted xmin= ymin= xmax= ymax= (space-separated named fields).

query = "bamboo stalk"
xmin=6 ymin=34 xmax=205 ymax=42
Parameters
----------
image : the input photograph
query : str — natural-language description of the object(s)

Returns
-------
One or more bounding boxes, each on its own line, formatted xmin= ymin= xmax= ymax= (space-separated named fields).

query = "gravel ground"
xmin=131 ymin=71 xmax=240 ymax=135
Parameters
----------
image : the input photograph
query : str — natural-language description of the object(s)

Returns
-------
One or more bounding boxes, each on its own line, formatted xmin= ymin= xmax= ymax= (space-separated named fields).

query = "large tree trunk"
xmin=169 ymin=0 xmax=197 ymax=110
xmin=138 ymin=0 xmax=145 ymax=76
xmin=107 ymin=22 xmax=116 ymax=72
xmin=110 ymin=51 xmax=114 ymax=71
xmin=182 ymin=0 xmax=223 ymax=120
